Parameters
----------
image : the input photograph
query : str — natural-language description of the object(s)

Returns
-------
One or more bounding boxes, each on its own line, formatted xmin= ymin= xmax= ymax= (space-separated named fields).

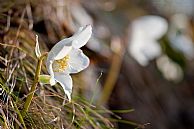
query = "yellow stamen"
xmin=53 ymin=55 xmax=70 ymax=72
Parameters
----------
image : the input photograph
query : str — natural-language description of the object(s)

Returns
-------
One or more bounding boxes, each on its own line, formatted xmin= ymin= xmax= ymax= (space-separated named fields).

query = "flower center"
xmin=53 ymin=55 xmax=70 ymax=72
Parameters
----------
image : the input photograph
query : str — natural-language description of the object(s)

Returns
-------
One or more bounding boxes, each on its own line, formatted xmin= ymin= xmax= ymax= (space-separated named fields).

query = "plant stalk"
xmin=21 ymin=53 xmax=47 ymax=117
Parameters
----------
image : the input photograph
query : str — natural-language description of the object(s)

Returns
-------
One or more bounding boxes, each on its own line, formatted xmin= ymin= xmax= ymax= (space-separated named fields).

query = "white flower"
xmin=128 ymin=15 xmax=168 ymax=66
xmin=156 ymin=54 xmax=183 ymax=82
xmin=168 ymin=14 xmax=194 ymax=59
xmin=46 ymin=25 xmax=92 ymax=101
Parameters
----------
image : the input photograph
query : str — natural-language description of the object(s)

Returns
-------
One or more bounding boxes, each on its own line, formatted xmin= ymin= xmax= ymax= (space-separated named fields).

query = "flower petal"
xmin=46 ymin=40 xmax=72 ymax=83
xmin=45 ymin=58 xmax=55 ymax=85
xmin=35 ymin=35 xmax=41 ymax=58
xmin=46 ymin=25 xmax=91 ymax=63
xmin=66 ymin=48 xmax=89 ymax=74
xmin=71 ymin=25 xmax=92 ymax=49
xmin=48 ymin=41 xmax=72 ymax=61
xmin=54 ymin=72 xmax=73 ymax=101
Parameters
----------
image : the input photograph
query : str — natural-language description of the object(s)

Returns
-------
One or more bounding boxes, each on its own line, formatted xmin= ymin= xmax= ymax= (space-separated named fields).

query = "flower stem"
xmin=97 ymin=37 xmax=124 ymax=106
xmin=21 ymin=53 xmax=47 ymax=117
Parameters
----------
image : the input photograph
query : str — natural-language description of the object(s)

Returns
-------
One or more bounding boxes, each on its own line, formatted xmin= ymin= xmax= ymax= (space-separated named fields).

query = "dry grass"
xmin=0 ymin=0 xmax=139 ymax=128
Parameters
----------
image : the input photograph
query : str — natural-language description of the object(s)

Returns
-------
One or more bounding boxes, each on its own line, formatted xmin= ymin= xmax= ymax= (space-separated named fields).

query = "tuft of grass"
xmin=0 ymin=0 xmax=142 ymax=129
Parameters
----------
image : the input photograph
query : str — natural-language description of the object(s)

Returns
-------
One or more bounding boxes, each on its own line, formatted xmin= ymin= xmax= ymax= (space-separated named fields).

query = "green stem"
xmin=21 ymin=53 xmax=47 ymax=117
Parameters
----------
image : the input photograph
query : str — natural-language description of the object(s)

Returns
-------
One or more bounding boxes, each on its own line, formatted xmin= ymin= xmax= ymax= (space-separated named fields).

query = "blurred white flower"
xmin=156 ymin=55 xmax=183 ymax=82
xmin=128 ymin=15 xmax=168 ymax=66
xmin=168 ymin=14 xmax=194 ymax=59
xmin=152 ymin=0 xmax=194 ymax=16
xmin=46 ymin=25 xmax=92 ymax=101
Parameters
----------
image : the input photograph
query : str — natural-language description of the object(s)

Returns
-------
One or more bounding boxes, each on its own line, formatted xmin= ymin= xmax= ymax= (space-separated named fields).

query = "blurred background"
xmin=1 ymin=0 xmax=194 ymax=129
